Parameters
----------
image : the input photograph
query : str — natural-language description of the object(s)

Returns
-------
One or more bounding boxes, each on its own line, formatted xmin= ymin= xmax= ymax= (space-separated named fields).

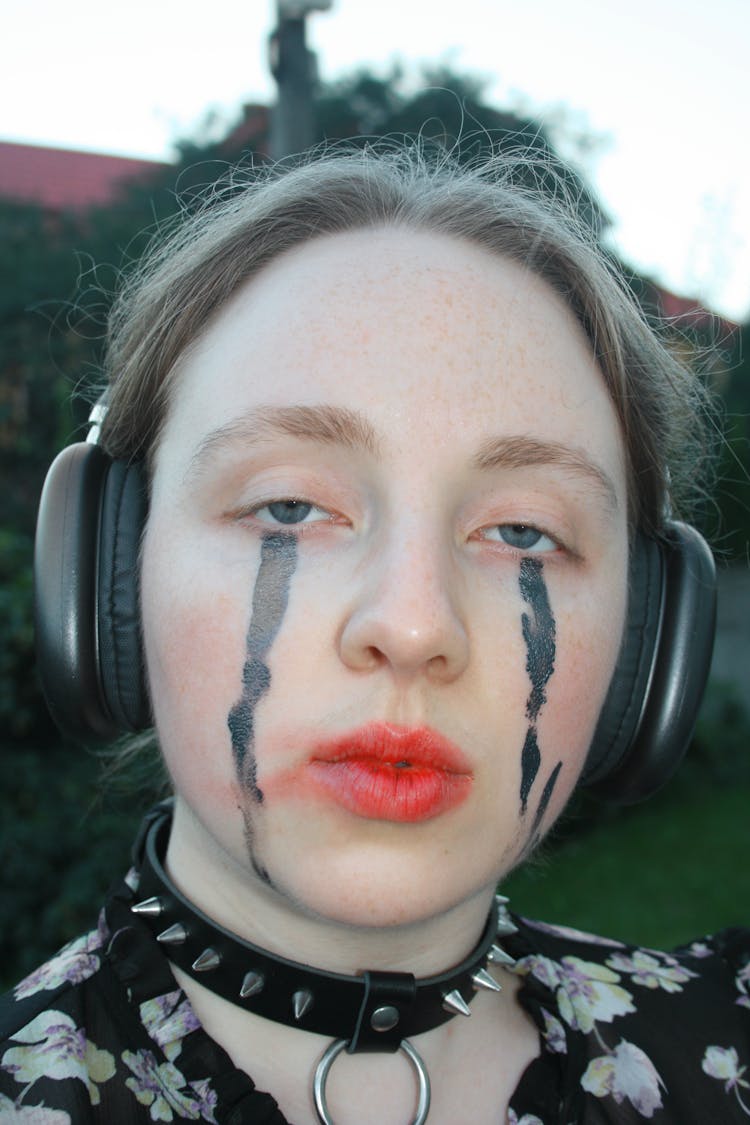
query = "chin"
xmin=256 ymin=831 xmax=514 ymax=931
xmin=286 ymin=878 xmax=467 ymax=931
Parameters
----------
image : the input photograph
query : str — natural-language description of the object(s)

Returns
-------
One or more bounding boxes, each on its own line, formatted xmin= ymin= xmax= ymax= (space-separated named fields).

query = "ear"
xmin=582 ymin=522 xmax=716 ymax=803
xmin=34 ymin=442 xmax=151 ymax=742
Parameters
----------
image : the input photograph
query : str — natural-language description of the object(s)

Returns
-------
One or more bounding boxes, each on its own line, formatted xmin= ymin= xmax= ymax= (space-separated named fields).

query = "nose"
xmin=337 ymin=528 xmax=470 ymax=683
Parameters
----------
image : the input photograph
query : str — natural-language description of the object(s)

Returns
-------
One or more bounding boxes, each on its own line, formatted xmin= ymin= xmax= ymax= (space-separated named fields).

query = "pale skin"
xmin=139 ymin=227 xmax=630 ymax=1123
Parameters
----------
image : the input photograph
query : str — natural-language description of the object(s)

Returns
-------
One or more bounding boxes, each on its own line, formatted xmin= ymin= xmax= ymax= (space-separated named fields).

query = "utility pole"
xmin=268 ymin=0 xmax=333 ymax=161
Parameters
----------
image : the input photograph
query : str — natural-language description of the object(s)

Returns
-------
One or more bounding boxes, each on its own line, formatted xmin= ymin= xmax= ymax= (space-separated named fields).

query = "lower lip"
xmin=307 ymin=727 xmax=473 ymax=823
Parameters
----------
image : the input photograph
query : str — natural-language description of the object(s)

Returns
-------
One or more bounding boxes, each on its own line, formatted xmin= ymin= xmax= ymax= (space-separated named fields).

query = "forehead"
xmin=162 ymin=227 xmax=626 ymax=492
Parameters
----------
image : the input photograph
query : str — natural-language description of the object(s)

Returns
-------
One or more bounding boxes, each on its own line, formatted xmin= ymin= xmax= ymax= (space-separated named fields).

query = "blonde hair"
xmin=100 ymin=144 xmax=710 ymax=535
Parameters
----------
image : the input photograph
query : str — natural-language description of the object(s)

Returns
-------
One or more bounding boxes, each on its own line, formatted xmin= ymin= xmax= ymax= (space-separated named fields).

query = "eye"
xmin=481 ymin=523 xmax=558 ymax=553
xmin=251 ymin=499 xmax=333 ymax=527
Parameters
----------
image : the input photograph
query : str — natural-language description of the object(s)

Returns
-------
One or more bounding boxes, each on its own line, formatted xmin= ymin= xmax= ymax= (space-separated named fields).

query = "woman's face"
xmin=141 ymin=227 xmax=629 ymax=926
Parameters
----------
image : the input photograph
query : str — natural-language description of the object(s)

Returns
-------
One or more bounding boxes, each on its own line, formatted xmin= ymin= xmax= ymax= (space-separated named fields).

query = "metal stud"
xmin=471 ymin=967 xmax=502 ymax=993
xmin=192 ymin=948 xmax=221 ymax=972
xmin=293 ymin=989 xmax=314 ymax=1020
xmin=442 ymin=989 xmax=471 ymax=1017
xmin=494 ymin=893 xmax=510 ymax=906
xmin=487 ymin=943 xmax=517 ymax=968
xmin=131 ymin=896 xmax=164 ymax=917
xmin=496 ymin=916 xmax=519 ymax=937
xmin=240 ymin=971 xmax=265 ymax=999
xmin=156 ymin=923 xmax=187 ymax=945
xmin=370 ymin=1005 xmax=400 ymax=1032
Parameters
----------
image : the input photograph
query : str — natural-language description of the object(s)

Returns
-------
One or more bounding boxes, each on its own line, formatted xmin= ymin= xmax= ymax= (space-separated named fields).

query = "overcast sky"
xmin=3 ymin=0 xmax=749 ymax=320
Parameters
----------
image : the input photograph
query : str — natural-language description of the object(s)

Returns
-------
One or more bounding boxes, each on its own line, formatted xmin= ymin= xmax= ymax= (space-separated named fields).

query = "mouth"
xmin=307 ymin=722 xmax=473 ymax=822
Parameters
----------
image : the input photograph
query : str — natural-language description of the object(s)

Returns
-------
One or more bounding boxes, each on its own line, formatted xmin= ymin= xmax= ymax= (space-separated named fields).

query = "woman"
xmin=1 ymin=146 xmax=745 ymax=1124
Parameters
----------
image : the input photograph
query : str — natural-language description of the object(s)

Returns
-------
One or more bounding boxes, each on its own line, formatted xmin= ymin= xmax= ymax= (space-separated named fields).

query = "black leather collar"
xmin=130 ymin=805 xmax=516 ymax=1053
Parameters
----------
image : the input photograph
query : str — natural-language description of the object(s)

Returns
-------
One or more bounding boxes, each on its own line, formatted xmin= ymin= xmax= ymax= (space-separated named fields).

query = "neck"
xmin=164 ymin=797 xmax=499 ymax=980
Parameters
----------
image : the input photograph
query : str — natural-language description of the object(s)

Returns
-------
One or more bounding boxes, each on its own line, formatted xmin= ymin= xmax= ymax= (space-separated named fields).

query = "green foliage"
xmin=0 ymin=529 xmax=53 ymax=742
xmin=0 ymin=201 xmax=84 ymax=533
xmin=0 ymin=740 xmax=164 ymax=993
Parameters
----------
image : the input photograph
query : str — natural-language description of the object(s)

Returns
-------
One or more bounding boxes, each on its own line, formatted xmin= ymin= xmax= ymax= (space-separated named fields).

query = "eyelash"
xmin=239 ymin=498 xmax=339 ymax=531
xmin=477 ymin=523 xmax=560 ymax=555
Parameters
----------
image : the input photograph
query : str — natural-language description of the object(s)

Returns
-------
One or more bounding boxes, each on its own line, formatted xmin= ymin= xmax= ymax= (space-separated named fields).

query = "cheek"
xmin=544 ymin=593 xmax=626 ymax=767
xmin=140 ymin=536 xmax=327 ymax=797
xmin=140 ymin=540 xmax=249 ymax=801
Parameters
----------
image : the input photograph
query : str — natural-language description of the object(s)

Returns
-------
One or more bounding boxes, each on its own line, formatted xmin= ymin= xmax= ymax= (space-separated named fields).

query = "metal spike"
xmin=156 ymin=923 xmax=187 ymax=945
xmin=442 ymin=989 xmax=472 ymax=1017
xmin=292 ymin=989 xmax=314 ymax=1020
xmin=494 ymin=893 xmax=510 ymax=907
xmin=487 ymin=943 xmax=517 ymax=968
xmin=192 ymin=948 xmax=221 ymax=972
xmin=471 ymin=967 xmax=502 ymax=993
xmin=496 ymin=916 xmax=519 ymax=937
xmin=240 ymin=971 xmax=265 ymax=999
xmin=131 ymin=896 xmax=164 ymax=917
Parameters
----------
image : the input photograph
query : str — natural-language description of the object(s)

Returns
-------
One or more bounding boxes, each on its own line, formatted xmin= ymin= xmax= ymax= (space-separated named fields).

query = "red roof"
xmin=0 ymin=141 xmax=169 ymax=212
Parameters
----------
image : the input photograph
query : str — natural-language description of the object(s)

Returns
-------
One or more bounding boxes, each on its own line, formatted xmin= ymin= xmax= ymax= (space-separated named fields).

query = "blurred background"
xmin=2 ymin=0 xmax=749 ymax=989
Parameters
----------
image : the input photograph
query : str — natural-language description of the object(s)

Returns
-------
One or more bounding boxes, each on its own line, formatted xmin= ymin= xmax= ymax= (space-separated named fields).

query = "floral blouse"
xmin=1 ymin=855 xmax=748 ymax=1123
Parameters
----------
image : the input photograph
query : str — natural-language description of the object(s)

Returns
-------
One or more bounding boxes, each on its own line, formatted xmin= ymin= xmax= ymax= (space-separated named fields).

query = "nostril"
xmin=337 ymin=562 xmax=470 ymax=680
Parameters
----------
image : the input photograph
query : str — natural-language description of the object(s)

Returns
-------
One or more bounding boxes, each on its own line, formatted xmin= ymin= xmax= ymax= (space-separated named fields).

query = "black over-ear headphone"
xmin=33 ymin=435 xmax=717 ymax=804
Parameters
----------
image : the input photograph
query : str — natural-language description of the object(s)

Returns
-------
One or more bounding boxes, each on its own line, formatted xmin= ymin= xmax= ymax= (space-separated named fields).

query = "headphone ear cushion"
xmin=34 ymin=443 xmax=150 ymax=742
xmin=97 ymin=457 xmax=150 ymax=733
xmin=582 ymin=532 xmax=665 ymax=786
xmin=583 ymin=522 xmax=716 ymax=803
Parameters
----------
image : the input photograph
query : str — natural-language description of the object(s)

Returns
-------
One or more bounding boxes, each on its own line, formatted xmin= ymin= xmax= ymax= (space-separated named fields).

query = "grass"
xmin=502 ymin=775 xmax=750 ymax=949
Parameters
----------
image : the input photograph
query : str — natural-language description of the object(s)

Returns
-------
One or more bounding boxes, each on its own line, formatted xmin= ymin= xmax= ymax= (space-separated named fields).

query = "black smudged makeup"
xmin=528 ymin=760 xmax=562 ymax=850
xmin=227 ymin=532 xmax=298 ymax=801
xmin=518 ymin=557 xmax=557 ymax=814
xmin=519 ymin=728 xmax=541 ymax=818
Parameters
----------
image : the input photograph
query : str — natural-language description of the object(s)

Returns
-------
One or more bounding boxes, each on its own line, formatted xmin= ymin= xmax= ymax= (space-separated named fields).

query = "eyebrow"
xmin=187 ymin=403 xmax=379 ymax=477
xmin=187 ymin=403 xmax=619 ymax=511
xmin=474 ymin=434 xmax=619 ymax=512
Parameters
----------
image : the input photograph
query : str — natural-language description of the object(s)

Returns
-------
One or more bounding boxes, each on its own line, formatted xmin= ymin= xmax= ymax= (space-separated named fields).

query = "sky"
xmin=3 ymin=0 xmax=749 ymax=321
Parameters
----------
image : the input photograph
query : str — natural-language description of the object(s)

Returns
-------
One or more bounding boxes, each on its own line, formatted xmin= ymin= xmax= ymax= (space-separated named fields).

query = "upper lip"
xmin=310 ymin=722 xmax=473 ymax=775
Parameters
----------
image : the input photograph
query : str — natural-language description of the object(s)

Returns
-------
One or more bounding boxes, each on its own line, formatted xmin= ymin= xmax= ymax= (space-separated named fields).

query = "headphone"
xmin=33 ymin=428 xmax=717 ymax=805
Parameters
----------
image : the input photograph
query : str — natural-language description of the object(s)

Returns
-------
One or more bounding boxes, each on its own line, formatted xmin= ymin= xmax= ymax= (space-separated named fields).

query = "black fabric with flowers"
xmin=1 ymin=847 xmax=749 ymax=1123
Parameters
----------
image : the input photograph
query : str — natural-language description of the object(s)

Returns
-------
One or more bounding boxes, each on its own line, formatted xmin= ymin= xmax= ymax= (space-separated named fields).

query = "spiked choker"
xmin=130 ymin=805 xmax=518 ymax=1125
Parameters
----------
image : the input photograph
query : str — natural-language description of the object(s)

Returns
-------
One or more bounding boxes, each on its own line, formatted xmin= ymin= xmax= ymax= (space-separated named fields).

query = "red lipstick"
xmin=307 ymin=723 xmax=473 ymax=822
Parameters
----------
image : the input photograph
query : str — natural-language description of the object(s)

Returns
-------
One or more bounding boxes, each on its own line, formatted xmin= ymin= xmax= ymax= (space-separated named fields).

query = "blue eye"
xmin=250 ymin=499 xmax=332 ymax=527
xmin=266 ymin=500 xmax=313 ymax=524
xmin=483 ymin=523 xmax=557 ymax=552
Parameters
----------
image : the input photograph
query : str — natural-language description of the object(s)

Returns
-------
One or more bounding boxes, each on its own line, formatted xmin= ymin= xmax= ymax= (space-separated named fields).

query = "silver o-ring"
xmin=313 ymin=1037 xmax=431 ymax=1125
